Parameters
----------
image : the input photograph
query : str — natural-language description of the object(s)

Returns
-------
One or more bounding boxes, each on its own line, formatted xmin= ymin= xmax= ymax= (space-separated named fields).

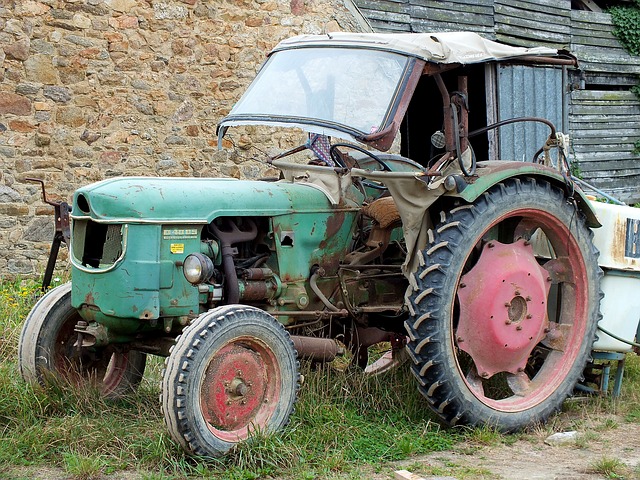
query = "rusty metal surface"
xmin=456 ymin=240 xmax=551 ymax=378
xmin=27 ymin=178 xmax=71 ymax=290
xmin=290 ymin=336 xmax=343 ymax=362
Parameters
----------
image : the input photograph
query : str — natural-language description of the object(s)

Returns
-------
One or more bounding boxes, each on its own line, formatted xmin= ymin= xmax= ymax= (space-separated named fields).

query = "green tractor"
xmin=20 ymin=32 xmax=606 ymax=456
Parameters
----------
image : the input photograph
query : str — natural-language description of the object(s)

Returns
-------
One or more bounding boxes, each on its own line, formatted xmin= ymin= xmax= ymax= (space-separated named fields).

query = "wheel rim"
xmin=200 ymin=336 xmax=281 ymax=443
xmin=452 ymin=208 xmax=590 ymax=412
xmin=53 ymin=310 xmax=132 ymax=395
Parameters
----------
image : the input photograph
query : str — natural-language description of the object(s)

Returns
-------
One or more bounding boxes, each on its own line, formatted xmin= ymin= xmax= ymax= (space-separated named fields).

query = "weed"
xmin=62 ymin=451 xmax=108 ymax=480
xmin=588 ymin=457 xmax=629 ymax=479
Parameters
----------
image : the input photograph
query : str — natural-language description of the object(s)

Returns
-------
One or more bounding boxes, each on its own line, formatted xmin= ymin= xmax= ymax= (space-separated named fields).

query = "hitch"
xmin=26 ymin=178 xmax=71 ymax=291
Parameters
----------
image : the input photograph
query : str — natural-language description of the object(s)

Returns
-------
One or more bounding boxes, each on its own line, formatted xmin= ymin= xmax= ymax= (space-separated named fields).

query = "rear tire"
xmin=162 ymin=305 xmax=299 ymax=457
xmin=18 ymin=283 xmax=146 ymax=399
xmin=405 ymin=178 xmax=601 ymax=430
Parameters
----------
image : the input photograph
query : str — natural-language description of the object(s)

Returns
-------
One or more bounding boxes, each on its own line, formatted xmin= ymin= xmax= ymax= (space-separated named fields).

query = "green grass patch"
xmin=2 ymin=278 xmax=640 ymax=479
xmin=0 ymin=279 xmax=457 ymax=479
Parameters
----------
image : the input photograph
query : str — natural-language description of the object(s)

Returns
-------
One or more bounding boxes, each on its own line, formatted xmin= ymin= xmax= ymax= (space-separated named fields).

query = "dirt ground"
xmin=393 ymin=413 xmax=640 ymax=480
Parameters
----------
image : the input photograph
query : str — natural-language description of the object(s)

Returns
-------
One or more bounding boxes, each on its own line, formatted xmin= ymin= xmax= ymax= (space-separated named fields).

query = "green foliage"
xmin=610 ymin=6 xmax=640 ymax=56
xmin=610 ymin=4 xmax=640 ymax=157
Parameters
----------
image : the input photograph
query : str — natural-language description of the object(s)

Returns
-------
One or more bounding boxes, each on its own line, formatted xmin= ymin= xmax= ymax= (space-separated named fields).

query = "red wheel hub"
xmin=456 ymin=240 xmax=551 ymax=378
xmin=201 ymin=340 xmax=280 ymax=442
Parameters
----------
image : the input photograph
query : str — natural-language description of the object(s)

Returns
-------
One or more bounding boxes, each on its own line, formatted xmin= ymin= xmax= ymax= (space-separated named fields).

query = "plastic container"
xmin=592 ymin=271 xmax=640 ymax=352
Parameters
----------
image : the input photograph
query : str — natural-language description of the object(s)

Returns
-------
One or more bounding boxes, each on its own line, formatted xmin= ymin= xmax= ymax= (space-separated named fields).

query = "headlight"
xmin=183 ymin=253 xmax=214 ymax=285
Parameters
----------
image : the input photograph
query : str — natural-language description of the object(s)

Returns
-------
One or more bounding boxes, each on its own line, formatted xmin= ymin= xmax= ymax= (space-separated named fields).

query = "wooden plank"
xmin=572 ymin=150 xmax=639 ymax=162
xmin=394 ymin=470 xmax=427 ymax=480
xmin=572 ymin=130 xmax=640 ymax=139
xmin=571 ymin=35 xmax=625 ymax=50
xmin=496 ymin=28 xmax=569 ymax=46
xmin=573 ymin=143 xmax=637 ymax=153
xmin=358 ymin=8 xmax=411 ymax=24
xmin=571 ymin=119 xmax=640 ymax=129
xmin=496 ymin=6 xmax=571 ymax=35
xmin=582 ymin=73 xmax=640 ymax=87
xmin=571 ymin=18 xmax=615 ymax=32
xmin=356 ymin=0 xmax=409 ymax=14
xmin=497 ymin=0 xmax=570 ymax=16
xmin=409 ymin=0 xmax=493 ymax=15
xmin=571 ymin=45 xmax=640 ymax=64
xmin=572 ymin=90 xmax=639 ymax=101
xmin=411 ymin=18 xmax=494 ymax=36
xmin=572 ymin=128 xmax=640 ymax=137
xmin=570 ymin=100 xmax=640 ymax=108
xmin=411 ymin=0 xmax=493 ymax=6
xmin=571 ymin=9 xmax=614 ymax=26
xmin=571 ymin=25 xmax=619 ymax=39
xmin=571 ymin=105 xmax=640 ymax=116
xmin=367 ymin=18 xmax=412 ymax=32
xmin=411 ymin=5 xmax=493 ymax=26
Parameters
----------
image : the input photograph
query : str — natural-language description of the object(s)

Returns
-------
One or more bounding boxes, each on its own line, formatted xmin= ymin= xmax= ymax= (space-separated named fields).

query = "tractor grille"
xmin=72 ymin=219 xmax=124 ymax=269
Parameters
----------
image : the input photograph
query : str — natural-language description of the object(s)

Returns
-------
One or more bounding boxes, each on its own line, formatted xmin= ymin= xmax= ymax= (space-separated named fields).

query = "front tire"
xmin=18 ymin=283 xmax=146 ymax=399
xmin=406 ymin=178 xmax=601 ymax=431
xmin=162 ymin=305 xmax=299 ymax=457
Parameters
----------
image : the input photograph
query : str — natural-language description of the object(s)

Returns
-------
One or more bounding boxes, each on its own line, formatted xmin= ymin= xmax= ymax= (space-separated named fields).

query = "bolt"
xmin=459 ymin=283 xmax=466 ymax=288
xmin=544 ymin=327 xmax=551 ymax=333
xmin=516 ymin=325 xmax=523 ymax=331
xmin=480 ymin=372 xmax=490 ymax=378
xmin=235 ymin=383 xmax=248 ymax=396
xmin=487 ymin=242 xmax=495 ymax=248
xmin=246 ymin=381 xmax=252 ymax=387
xmin=226 ymin=400 xmax=232 ymax=405
xmin=524 ymin=240 xmax=531 ymax=246
xmin=505 ymin=302 xmax=511 ymax=308
xmin=505 ymin=320 xmax=512 ymax=325
xmin=526 ymin=314 xmax=532 ymax=319
xmin=526 ymin=296 xmax=531 ymax=302
xmin=224 ymin=381 xmax=230 ymax=387
xmin=456 ymin=336 xmax=464 ymax=343
xmin=241 ymin=399 xmax=247 ymax=405
xmin=547 ymin=276 xmax=552 ymax=282
xmin=517 ymin=367 xmax=524 ymax=373
xmin=236 ymin=370 xmax=242 ymax=376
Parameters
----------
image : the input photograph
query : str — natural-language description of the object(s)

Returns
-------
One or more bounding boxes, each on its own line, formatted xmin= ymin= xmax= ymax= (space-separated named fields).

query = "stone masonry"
xmin=0 ymin=0 xmax=370 ymax=278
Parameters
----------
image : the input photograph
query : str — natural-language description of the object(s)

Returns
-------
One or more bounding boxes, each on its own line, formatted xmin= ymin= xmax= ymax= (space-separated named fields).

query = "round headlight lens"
xmin=183 ymin=253 xmax=214 ymax=285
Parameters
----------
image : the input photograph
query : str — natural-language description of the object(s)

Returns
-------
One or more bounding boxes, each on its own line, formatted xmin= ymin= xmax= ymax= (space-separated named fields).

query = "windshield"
xmin=221 ymin=47 xmax=411 ymax=137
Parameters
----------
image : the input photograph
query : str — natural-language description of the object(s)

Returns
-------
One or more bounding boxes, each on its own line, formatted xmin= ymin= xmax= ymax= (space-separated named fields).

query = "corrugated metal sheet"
xmin=497 ymin=65 xmax=564 ymax=162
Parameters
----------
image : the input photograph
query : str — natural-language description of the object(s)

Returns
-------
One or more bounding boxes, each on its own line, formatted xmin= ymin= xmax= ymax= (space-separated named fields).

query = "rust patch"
xmin=326 ymin=211 xmax=345 ymax=237
xmin=84 ymin=292 xmax=95 ymax=305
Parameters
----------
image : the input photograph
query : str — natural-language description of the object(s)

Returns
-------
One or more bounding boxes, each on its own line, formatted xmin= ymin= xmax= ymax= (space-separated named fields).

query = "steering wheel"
xmin=329 ymin=143 xmax=392 ymax=172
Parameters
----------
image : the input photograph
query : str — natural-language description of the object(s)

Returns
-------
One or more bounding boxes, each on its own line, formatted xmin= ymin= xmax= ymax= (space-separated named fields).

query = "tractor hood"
xmin=71 ymin=176 xmax=339 ymax=224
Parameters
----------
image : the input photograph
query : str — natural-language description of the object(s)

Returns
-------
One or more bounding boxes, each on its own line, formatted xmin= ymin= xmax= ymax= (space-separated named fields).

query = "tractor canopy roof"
xmin=272 ymin=31 xmax=558 ymax=65
xmin=218 ymin=32 xmax=571 ymax=151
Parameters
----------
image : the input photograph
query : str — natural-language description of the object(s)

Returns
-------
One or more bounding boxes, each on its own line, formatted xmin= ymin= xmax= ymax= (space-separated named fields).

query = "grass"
xmin=588 ymin=457 xmax=629 ymax=479
xmin=1 ymin=278 xmax=639 ymax=479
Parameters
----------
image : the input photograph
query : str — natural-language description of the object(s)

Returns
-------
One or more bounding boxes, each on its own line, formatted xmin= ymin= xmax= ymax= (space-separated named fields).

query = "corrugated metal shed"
xmin=497 ymin=65 xmax=564 ymax=162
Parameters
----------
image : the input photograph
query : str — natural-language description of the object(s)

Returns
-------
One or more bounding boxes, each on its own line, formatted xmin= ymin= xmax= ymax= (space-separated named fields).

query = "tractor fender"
xmin=449 ymin=160 xmax=601 ymax=228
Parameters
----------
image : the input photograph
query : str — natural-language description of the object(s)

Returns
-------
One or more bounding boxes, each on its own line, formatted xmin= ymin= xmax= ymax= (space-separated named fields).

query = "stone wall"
xmin=0 ymin=0 xmax=369 ymax=278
